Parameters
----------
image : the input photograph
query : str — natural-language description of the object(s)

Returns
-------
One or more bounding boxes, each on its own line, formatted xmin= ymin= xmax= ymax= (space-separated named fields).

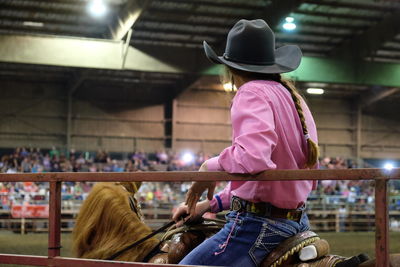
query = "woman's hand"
xmin=185 ymin=161 xmax=216 ymax=215
xmin=172 ymin=200 xmax=211 ymax=226
xmin=172 ymin=203 xmax=190 ymax=223
xmin=185 ymin=181 xmax=216 ymax=216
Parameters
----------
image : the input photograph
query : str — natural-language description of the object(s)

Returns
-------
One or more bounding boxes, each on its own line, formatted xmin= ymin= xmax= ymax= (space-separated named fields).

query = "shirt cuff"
xmin=209 ymin=195 xmax=223 ymax=213
xmin=206 ymin=156 xmax=223 ymax=171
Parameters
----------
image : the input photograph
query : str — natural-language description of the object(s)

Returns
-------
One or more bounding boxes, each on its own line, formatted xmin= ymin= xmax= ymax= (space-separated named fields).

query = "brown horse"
xmin=72 ymin=182 xmax=399 ymax=266
xmin=72 ymin=182 xmax=160 ymax=262
xmin=72 ymin=182 xmax=218 ymax=264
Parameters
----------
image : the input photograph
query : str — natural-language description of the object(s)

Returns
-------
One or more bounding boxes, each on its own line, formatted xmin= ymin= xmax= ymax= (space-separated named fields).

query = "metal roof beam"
xmin=276 ymin=37 xmax=340 ymax=46
xmin=132 ymin=29 xmax=218 ymax=41
xmin=304 ymin=0 xmax=399 ymax=12
xmin=137 ymin=18 xmax=230 ymax=30
xmin=134 ymin=40 xmax=331 ymax=54
xmin=370 ymin=53 xmax=400 ymax=61
xmin=295 ymin=29 xmax=352 ymax=38
xmin=300 ymin=21 xmax=368 ymax=30
xmin=149 ymin=7 xmax=249 ymax=19
xmin=2 ymin=33 xmax=400 ymax=88
xmin=0 ymin=8 xmax=110 ymax=26
xmin=150 ymin=0 xmax=266 ymax=9
xmin=294 ymin=10 xmax=381 ymax=21
xmin=0 ymin=0 xmax=86 ymax=14
xmin=0 ymin=34 xmax=182 ymax=73
xmin=133 ymin=26 xmax=349 ymax=40
xmin=255 ymin=0 xmax=304 ymax=28
xmin=0 ymin=19 xmax=105 ymax=37
xmin=135 ymin=24 xmax=225 ymax=37
xmin=0 ymin=3 xmax=92 ymax=21
xmin=143 ymin=12 xmax=237 ymax=26
xmin=140 ymin=16 xmax=368 ymax=31
xmin=68 ymin=73 xmax=85 ymax=96
xmin=381 ymin=46 xmax=400 ymax=52
xmin=330 ymin=9 xmax=400 ymax=59
xmin=108 ymin=0 xmax=148 ymax=40
xmin=132 ymin=38 xmax=203 ymax=48
xmin=361 ymin=87 xmax=400 ymax=108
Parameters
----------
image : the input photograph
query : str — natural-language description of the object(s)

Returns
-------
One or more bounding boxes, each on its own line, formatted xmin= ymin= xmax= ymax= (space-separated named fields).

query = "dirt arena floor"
xmin=0 ymin=231 xmax=399 ymax=266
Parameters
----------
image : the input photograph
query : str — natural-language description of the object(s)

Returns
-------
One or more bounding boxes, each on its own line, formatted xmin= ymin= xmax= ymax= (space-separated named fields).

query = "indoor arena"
xmin=0 ymin=0 xmax=399 ymax=266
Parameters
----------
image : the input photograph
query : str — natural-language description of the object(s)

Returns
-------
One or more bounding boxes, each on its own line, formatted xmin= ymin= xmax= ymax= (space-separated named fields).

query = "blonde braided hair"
xmin=279 ymin=78 xmax=319 ymax=168
xmin=225 ymin=67 xmax=319 ymax=168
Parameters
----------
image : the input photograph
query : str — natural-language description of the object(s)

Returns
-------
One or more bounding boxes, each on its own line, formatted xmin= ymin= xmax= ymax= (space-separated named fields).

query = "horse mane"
xmin=72 ymin=182 xmax=159 ymax=262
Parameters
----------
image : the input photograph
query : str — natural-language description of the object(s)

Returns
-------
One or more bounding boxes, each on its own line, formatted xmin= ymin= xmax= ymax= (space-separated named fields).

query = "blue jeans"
xmin=179 ymin=211 xmax=310 ymax=266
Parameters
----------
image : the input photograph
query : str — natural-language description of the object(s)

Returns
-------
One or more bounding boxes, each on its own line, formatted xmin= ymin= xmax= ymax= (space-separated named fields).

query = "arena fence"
xmin=0 ymin=168 xmax=399 ymax=267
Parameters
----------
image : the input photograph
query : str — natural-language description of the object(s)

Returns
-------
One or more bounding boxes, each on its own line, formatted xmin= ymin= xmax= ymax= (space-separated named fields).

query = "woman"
xmin=173 ymin=19 xmax=319 ymax=266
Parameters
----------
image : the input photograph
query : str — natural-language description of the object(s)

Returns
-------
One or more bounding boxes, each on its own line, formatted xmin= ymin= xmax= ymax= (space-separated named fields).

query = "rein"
xmin=107 ymin=183 xmax=217 ymax=261
xmin=106 ymin=220 xmax=175 ymax=261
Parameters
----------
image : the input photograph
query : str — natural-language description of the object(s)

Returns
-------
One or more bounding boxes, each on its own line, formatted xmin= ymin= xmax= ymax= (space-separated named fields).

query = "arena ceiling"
xmin=0 ymin=0 xmax=400 ymax=113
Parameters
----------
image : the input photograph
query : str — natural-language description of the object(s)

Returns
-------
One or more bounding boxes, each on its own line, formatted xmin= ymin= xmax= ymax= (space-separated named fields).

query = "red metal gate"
xmin=0 ymin=168 xmax=398 ymax=266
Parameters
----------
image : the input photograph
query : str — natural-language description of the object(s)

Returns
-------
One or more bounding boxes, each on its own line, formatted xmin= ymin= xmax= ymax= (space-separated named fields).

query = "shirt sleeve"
xmin=209 ymin=182 xmax=232 ymax=213
xmin=205 ymin=156 xmax=223 ymax=171
xmin=218 ymin=88 xmax=278 ymax=174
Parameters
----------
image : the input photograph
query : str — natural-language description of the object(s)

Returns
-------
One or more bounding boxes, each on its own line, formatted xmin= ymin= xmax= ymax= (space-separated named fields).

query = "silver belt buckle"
xmin=230 ymin=197 xmax=243 ymax=212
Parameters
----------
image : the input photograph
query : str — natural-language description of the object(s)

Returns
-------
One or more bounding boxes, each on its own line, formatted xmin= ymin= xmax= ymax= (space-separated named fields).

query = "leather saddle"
xmin=149 ymin=225 xmax=367 ymax=267
xmin=261 ymin=231 xmax=367 ymax=267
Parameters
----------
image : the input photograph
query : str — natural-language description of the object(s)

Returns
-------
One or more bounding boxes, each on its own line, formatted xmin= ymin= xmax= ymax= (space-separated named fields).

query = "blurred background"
xmin=0 ymin=0 xmax=400 ymax=259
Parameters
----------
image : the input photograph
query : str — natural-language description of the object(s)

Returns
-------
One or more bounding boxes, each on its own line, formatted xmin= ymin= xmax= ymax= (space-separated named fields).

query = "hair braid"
xmin=279 ymin=76 xmax=319 ymax=168
xmin=280 ymin=79 xmax=308 ymax=135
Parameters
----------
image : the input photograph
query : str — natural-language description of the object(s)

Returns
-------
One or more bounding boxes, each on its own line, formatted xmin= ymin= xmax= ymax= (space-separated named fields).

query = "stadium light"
xmin=223 ymin=82 xmax=237 ymax=92
xmin=306 ymin=88 xmax=324 ymax=95
xmin=383 ymin=163 xmax=394 ymax=171
xmin=182 ymin=152 xmax=194 ymax=164
xmin=88 ymin=0 xmax=107 ymax=17
xmin=283 ymin=17 xmax=296 ymax=31
xmin=23 ymin=21 xmax=44 ymax=27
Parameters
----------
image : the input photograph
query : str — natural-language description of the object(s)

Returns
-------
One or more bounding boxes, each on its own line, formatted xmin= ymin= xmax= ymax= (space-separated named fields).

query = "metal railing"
xmin=0 ymin=168 xmax=399 ymax=267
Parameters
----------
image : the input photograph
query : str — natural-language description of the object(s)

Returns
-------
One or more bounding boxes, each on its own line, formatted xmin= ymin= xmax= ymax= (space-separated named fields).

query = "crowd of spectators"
xmin=0 ymin=147 xmax=210 ymax=174
xmin=316 ymin=157 xmax=371 ymax=200
xmin=312 ymin=157 xmax=400 ymax=211
xmin=0 ymin=147 xmax=215 ymax=210
xmin=0 ymin=148 xmax=399 ymax=212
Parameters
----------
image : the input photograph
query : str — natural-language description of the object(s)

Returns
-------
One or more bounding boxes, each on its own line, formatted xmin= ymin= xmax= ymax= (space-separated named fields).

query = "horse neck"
xmin=73 ymin=183 xmax=159 ymax=262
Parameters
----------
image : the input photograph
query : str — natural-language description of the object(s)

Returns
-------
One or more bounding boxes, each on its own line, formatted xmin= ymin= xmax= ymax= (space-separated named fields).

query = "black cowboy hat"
xmin=204 ymin=19 xmax=302 ymax=74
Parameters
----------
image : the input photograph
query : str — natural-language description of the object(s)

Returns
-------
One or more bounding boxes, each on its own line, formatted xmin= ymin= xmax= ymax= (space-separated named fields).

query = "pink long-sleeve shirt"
xmin=207 ymin=80 xmax=318 ymax=212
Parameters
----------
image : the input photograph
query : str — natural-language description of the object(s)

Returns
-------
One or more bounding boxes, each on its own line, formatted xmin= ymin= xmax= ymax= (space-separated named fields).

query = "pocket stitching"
xmin=248 ymin=223 xmax=269 ymax=266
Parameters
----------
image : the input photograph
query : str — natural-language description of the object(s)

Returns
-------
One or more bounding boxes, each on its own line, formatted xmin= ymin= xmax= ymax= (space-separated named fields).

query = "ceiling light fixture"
xmin=223 ymin=82 xmax=237 ymax=92
xmin=283 ymin=17 xmax=296 ymax=31
xmin=306 ymin=88 xmax=324 ymax=95
xmin=88 ymin=0 xmax=107 ymax=17
xmin=23 ymin=21 xmax=44 ymax=27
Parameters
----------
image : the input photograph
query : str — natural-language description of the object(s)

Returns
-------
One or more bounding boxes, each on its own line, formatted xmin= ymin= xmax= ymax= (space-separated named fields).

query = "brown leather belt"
xmin=230 ymin=196 xmax=303 ymax=222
